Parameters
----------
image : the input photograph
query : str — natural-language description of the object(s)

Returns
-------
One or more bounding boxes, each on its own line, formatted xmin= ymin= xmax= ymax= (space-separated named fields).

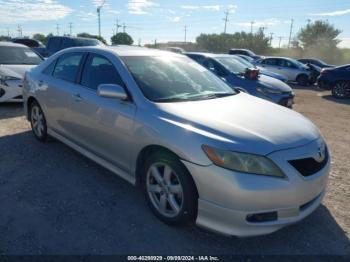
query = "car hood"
xmin=256 ymin=74 xmax=292 ymax=92
xmin=0 ymin=64 xmax=36 ymax=79
xmin=156 ymin=93 xmax=320 ymax=155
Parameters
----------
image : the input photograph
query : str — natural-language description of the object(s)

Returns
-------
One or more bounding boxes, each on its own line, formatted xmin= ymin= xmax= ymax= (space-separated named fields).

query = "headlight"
xmin=202 ymin=145 xmax=285 ymax=178
xmin=0 ymin=74 xmax=21 ymax=85
xmin=256 ymin=86 xmax=283 ymax=95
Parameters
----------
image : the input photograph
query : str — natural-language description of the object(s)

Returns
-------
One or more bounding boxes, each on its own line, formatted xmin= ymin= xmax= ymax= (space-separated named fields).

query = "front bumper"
xmin=182 ymin=138 xmax=330 ymax=237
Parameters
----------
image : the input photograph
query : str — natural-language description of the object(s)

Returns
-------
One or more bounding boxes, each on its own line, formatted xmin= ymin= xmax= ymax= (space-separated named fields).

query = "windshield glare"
xmin=0 ymin=46 xmax=42 ymax=65
xmin=121 ymin=56 xmax=236 ymax=102
xmin=216 ymin=57 xmax=248 ymax=74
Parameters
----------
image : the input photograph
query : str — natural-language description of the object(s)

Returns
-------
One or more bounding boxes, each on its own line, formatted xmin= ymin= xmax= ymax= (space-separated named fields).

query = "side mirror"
xmin=97 ymin=84 xmax=128 ymax=100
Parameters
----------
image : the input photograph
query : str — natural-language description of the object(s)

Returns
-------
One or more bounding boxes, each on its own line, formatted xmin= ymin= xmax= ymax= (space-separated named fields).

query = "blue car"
xmin=317 ymin=64 xmax=350 ymax=98
xmin=185 ymin=52 xmax=294 ymax=108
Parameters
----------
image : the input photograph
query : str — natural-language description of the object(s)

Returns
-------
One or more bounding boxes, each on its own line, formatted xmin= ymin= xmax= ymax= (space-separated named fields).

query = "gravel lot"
xmin=0 ymin=86 xmax=349 ymax=255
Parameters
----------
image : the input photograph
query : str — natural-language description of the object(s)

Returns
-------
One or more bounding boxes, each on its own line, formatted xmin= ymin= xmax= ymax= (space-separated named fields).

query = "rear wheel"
xmin=142 ymin=152 xmax=197 ymax=225
xmin=30 ymin=101 xmax=48 ymax=142
xmin=332 ymin=81 xmax=350 ymax=98
xmin=296 ymin=74 xmax=309 ymax=86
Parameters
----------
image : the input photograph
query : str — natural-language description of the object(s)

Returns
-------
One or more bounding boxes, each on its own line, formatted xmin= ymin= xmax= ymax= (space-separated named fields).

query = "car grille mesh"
xmin=288 ymin=149 xmax=328 ymax=177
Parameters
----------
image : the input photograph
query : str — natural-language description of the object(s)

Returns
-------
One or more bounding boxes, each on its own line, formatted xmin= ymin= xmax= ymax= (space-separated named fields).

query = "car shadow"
xmin=322 ymin=95 xmax=350 ymax=105
xmin=0 ymin=131 xmax=349 ymax=255
xmin=0 ymin=102 xmax=24 ymax=120
xmin=290 ymin=83 xmax=328 ymax=92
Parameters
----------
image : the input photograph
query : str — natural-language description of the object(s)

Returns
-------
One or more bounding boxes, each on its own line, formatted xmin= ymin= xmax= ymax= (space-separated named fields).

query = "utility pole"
xmin=97 ymin=0 xmax=106 ymax=37
xmin=278 ymin=36 xmax=283 ymax=48
xmin=250 ymin=21 xmax=255 ymax=34
xmin=17 ymin=25 xmax=22 ymax=37
xmin=138 ymin=38 xmax=141 ymax=46
xmin=269 ymin=32 xmax=274 ymax=45
xmin=259 ymin=27 xmax=267 ymax=34
xmin=123 ymin=23 xmax=126 ymax=33
xmin=69 ymin=22 xmax=73 ymax=36
xmin=115 ymin=19 xmax=121 ymax=34
xmin=184 ymin=25 xmax=187 ymax=43
xmin=154 ymin=39 xmax=157 ymax=48
xmin=288 ymin=18 xmax=294 ymax=49
xmin=56 ymin=24 xmax=60 ymax=36
xmin=223 ymin=10 xmax=229 ymax=34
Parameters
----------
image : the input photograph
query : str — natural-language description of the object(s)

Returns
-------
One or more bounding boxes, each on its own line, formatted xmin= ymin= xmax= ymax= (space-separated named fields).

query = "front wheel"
xmin=142 ymin=152 xmax=197 ymax=225
xmin=30 ymin=101 xmax=48 ymax=142
xmin=296 ymin=74 xmax=309 ymax=86
xmin=332 ymin=81 xmax=350 ymax=98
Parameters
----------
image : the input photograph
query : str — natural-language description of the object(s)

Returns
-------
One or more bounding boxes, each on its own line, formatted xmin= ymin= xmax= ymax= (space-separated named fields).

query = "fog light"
xmin=246 ymin=211 xmax=277 ymax=223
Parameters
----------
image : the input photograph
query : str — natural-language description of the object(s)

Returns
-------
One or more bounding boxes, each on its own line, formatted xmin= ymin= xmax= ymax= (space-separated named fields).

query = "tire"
xmin=142 ymin=151 xmax=197 ymax=225
xmin=29 ymin=101 xmax=48 ymax=142
xmin=332 ymin=81 xmax=350 ymax=99
xmin=296 ymin=74 xmax=309 ymax=86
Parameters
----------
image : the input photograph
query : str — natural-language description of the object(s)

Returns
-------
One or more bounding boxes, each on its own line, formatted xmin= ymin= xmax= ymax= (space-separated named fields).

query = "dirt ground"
xmin=0 ymin=86 xmax=349 ymax=255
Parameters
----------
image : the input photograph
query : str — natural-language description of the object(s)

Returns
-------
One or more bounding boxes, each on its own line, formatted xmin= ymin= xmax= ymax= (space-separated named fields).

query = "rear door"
xmin=68 ymin=53 xmax=137 ymax=172
xmin=39 ymin=52 xmax=85 ymax=136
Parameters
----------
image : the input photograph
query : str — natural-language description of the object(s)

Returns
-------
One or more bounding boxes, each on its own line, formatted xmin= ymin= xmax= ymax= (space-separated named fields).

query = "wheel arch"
xmin=26 ymin=96 xmax=39 ymax=120
xmin=135 ymin=145 xmax=199 ymax=198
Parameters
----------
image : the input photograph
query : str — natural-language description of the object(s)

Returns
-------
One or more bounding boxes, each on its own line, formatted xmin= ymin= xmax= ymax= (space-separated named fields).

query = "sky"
xmin=0 ymin=0 xmax=350 ymax=48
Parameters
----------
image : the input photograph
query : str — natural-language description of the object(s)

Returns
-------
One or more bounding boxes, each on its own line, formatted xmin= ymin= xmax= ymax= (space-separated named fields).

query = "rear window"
xmin=0 ymin=46 xmax=42 ymax=65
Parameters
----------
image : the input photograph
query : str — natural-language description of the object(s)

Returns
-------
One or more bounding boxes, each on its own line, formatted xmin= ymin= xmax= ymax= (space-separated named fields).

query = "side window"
xmin=188 ymin=55 xmax=205 ymax=64
xmin=80 ymin=54 xmax=124 ymax=90
xmin=203 ymin=59 xmax=217 ymax=73
xmin=264 ymin=59 xmax=277 ymax=66
xmin=53 ymin=53 xmax=83 ymax=82
xmin=42 ymin=60 xmax=57 ymax=76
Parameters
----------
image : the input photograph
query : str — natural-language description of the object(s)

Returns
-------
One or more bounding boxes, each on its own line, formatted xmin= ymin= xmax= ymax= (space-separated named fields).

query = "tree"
xmin=77 ymin=32 xmax=107 ymax=44
xmin=33 ymin=33 xmax=47 ymax=44
xmin=297 ymin=20 xmax=341 ymax=49
xmin=296 ymin=20 xmax=342 ymax=63
xmin=0 ymin=35 xmax=11 ymax=41
xmin=111 ymin=32 xmax=134 ymax=45
xmin=196 ymin=30 xmax=270 ymax=54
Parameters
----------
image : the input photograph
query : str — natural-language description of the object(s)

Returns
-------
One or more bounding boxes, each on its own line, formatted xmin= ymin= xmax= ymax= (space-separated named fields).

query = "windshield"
xmin=215 ymin=57 xmax=248 ymax=74
xmin=232 ymin=56 xmax=256 ymax=68
xmin=121 ymin=56 xmax=236 ymax=102
xmin=0 ymin=46 xmax=43 ymax=65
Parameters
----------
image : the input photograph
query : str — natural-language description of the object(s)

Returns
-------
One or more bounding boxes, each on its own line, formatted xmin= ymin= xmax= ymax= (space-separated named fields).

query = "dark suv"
xmin=317 ymin=64 xmax=350 ymax=98
xmin=42 ymin=36 xmax=103 ymax=57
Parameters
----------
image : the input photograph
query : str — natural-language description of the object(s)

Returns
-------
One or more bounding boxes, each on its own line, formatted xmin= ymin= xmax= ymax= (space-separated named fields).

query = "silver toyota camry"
xmin=23 ymin=46 xmax=330 ymax=237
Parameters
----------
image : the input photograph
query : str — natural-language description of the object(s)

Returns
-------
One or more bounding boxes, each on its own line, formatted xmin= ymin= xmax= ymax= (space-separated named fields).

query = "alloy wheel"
xmin=31 ymin=105 xmax=45 ymax=138
xmin=146 ymin=163 xmax=184 ymax=218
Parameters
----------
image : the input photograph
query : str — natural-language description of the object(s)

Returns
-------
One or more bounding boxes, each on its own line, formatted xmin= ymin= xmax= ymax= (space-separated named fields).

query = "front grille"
xmin=288 ymin=149 xmax=328 ymax=177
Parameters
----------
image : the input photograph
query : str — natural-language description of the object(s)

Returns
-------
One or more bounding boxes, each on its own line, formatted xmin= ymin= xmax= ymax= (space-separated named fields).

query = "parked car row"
xmin=22 ymin=46 xmax=330 ymax=237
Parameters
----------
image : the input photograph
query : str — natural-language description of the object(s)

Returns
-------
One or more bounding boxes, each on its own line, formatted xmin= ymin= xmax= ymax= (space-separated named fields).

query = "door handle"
xmin=72 ymin=93 xmax=83 ymax=102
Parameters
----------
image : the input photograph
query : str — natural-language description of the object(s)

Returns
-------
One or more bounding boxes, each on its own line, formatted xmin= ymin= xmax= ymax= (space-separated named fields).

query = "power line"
xmin=115 ymin=19 xmax=122 ymax=34
xmin=223 ymin=10 xmax=229 ymax=34
xmin=288 ymin=18 xmax=294 ymax=48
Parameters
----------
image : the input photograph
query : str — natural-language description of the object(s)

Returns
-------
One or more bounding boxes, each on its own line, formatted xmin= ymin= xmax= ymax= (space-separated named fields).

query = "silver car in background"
xmin=23 ymin=46 xmax=330 ymax=237
xmin=256 ymin=57 xmax=312 ymax=85
xmin=0 ymin=42 xmax=43 ymax=102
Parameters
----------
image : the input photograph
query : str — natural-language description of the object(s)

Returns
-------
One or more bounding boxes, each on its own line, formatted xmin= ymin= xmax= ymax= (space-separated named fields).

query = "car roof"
xmin=185 ymin=52 xmax=233 ymax=58
xmin=59 ymin=45 xmax=185 ymax=57
xmin=0 ymin=41 xmax=28 ymax=48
